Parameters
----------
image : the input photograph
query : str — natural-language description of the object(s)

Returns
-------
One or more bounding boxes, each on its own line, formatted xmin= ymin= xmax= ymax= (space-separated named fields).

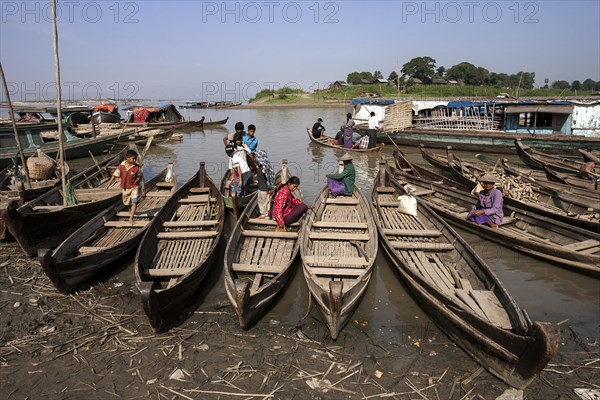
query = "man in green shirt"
xmin=326 ymin=153 xmax=355 ymax=196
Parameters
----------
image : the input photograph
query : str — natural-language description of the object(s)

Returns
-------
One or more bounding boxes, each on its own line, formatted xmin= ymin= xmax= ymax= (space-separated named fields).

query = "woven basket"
xmin=26 ymin=149 xmax=55 ymax=180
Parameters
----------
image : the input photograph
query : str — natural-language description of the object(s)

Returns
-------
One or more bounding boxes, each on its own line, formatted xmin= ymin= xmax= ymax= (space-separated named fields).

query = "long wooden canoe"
xmin=38 ymin=165 xmax=176 ymax=292
xmin=579 ymin=148 xmax=600 ymax=164
xmin=515 ymin=139 xmax=593 ymax=174
xmin=542 ymin=164 xmax=599 ymax=190
xmin=299 ymin=185 xmax=378 ymax=339
xmin=3 ymin=145 xmax=136 ymax=257
xmin=445 ymin=153 xmax=600 ymax=232
xmin=224 ymin=160 xmax=303 ymax=329
xmin=201 ymin=116 xmax=229 ymax=127
xmin=372 ymin=160 xmax=559 ymax=389
xmin=306 ymin=128 xmax=384 ymax=153
xmin=390 ymin=166 xmax=600 ymax=276
xmin=135 ymin=162 xmax=225 ymax=332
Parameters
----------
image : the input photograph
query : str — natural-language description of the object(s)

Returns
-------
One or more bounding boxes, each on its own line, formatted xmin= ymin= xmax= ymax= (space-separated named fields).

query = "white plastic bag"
xmin=397 ymin=195 xmax=418 ymax=217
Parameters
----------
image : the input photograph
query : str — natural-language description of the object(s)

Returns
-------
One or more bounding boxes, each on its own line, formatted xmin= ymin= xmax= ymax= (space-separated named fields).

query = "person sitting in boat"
xmin=332 ymin=130 xmax=344 ymax=146
xmin=271 ymin=176 xmax=312 ymax=232
xmin=341 ymin=113 xmax=355 ymax=149
xmin=225 ymin=143 xmax=251 ymax=197
xmin=466 ymin=173 xmax=503 ymax=229
xmin=326 ymin=153 xmax=355 ymax=197
xmin=311 ymin=118 xmax=326 ymax=138
xmin=352 ymin=133 xmax=370 ymax=149
xmin=578 ymin=160 xmax=597 ymax=181
xmin=106 ymin=149 xmax=145 ymax=224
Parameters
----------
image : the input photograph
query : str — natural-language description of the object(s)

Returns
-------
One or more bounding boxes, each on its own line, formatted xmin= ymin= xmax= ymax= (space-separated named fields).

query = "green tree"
xmin=401 ymin=56 xmax=436 ymax=84
xmin=551 ymin=80 xmax=571 ymax=90
xmin=447 ymin=62 xmax=485 ymax=85
xmin=571 ymin=80 xmax=582 ymax=90
xmin=346 ymin=71 xmax=375 ymax=84
xmin=582 ymin=78 xmax=598 ymax=90
xmin=436 ymin=66 xmax=446 ymax=77
xmin=373 ymin=70 xmax=383 ymax=80
xmin=388 ymin=71 xmax=399 ymax=82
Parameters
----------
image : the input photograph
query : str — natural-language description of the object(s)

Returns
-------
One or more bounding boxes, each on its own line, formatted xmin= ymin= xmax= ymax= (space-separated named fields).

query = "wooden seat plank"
xmin=303 ymin=256 xmax=368 ymax=267
xmin=382 ymin=229 xmax=442 ymax=237
xmin=146 ymin=268 xmax=192 ymax=277
xmin=308 ymin=267 xmax=365 ymax=276
xmin=242 ymin=230 xmax=298 ymax=239
xmin=309 ymin=232 xmax=370 ymax=241
xmin=163 ymin=220 xmax=218 ymax=228
xmin=455 ymin=289 xmax=486 ymax=319
xmin=247 ymin=218 xmax=299 ymax=227
xmin=116 ymin=211 xmax=155 ymax=218
xmin=145 ymin=192 xmax=173 ymax=198
xmin=157 ymin=231 xmax=218 ymax=239
xmin=392 ymin=241 xmax=454 ymax=251
xmin=313 ymin=221 xmax=368 ymax=229
xmin=376 ymin=187 xmax=396 ymax=193
xmin=104 ymin=221 xmax=149 ymax=228
xmin=79 ymin=246 xmax=104 ymax=255
xmin=562 ymin=239 xmax=600 ymax=251
xmin=325 ymin=198 xmax=359 ymax=205
xmin=155 ymin=182 xmax=174 ymax=188
xmin=411 ymin=189 xmax=435 ymax=196
xmin=232 ymin=263 xmax=286 ymax=274
xmin=190 ymin=187 xmax=210 ymax=193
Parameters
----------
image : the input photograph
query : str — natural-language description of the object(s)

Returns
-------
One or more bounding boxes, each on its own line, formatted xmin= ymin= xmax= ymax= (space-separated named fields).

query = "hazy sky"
xmin=1 ymin=0 xmax=599 ymax=101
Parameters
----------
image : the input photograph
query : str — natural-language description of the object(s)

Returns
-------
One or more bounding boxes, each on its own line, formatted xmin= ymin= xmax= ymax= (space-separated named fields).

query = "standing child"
xmin=225 ymin=143 xmax=251 ymax=197
xmin=254 ymin=149 xmax=275 ymax=218
xmin=107 ymin=149 xmax=145 ymax=224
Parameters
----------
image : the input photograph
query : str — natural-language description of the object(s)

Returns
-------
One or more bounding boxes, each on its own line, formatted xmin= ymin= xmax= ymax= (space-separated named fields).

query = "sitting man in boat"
xmin=271 ymin=176 xmax=312 ymax=232
xmin=352 ymin=133 xmax=370 ymax=149
xmin=311 ymin=118 xmax=326 ymax=138
xmin=466 ymin=173 xmax=503 ymax=229
xmin=106 ymin=149 xmax=146 ymax=224
xmin=326 ymin=153 xmax=355 ymax=197
xmin=223 ymin=121 xmax=246 ymax=145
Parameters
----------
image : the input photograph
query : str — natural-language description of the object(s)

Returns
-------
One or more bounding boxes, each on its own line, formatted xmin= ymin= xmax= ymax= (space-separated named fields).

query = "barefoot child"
xmin=107 ymin=149 xmax=145 ymax=224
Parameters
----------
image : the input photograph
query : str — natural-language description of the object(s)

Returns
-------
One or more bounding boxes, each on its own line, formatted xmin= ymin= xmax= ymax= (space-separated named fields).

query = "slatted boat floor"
xmin=145 ymin=191 xmax=219 ymax=284
xmin=81 ymin=186 xmax=174 ymax=253
xmin=305 ymin=200 xmax=370 ymax=279
xmin=376 ymin=191 xmax=513 ymax=329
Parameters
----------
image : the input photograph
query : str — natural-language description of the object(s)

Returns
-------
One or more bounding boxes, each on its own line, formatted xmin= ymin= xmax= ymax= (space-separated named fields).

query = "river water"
xmin=85 ymin=104 xmax=599 ymax=342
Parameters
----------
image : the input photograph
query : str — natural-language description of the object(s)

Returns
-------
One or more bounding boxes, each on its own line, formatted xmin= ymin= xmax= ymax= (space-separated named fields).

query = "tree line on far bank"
xmin=346 ymin=56 xmax=599 ymax=91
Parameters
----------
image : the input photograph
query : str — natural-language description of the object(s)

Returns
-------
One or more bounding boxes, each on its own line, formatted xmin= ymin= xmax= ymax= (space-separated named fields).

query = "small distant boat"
xmin=38 ymin=164 xmax=176 ymax=292
xmin=135 ymin=162 xmax=225 ymax=332
xmin=306 ymin=128 xmax=384 ymax=153
xmin=201 ymin=116 xmax=229 ymax=127
xmin=224 ymin=160 xmax=302 ymax=329
xmin=515 ymin=139 xmax=592 ymax=174
xmin=299 ymin=185 xmax=378 ymax=339
xmin=125 ymin=104 xmax=203 ymax=129
xmin=373 ymin=160 xmax=560 ymax=389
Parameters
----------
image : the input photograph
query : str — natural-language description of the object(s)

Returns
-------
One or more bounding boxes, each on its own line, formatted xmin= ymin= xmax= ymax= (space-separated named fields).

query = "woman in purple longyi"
xmin=466 ymin=173 xmax=504 ymax=229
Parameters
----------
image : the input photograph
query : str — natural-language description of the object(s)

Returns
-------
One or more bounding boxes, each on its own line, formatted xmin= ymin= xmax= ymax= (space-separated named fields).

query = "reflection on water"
xmin=112 ymin=105 xmax=598 ymax=340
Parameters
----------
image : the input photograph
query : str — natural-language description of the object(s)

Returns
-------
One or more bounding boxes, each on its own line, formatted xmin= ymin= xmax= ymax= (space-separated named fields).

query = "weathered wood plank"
xmin=455 ymin=289 xmax=487 ymax=319
xmin=146 ymin=268 xmax=193 ymax=277
xmin=157 ymin=231 xmax=218 ymax=239
xmin=232 ymin=263 xmax=286 ymax=274
xmin=391 ymin=241 xmax=454 ymax=251
xmin=325 ymin=198 xmax=359 ymax=205
xmin=247 ymin=218 xmax=300 ymax=227
xmin=103 ymin=221 xmax=149 ymax=228
xmin=562 ymin=239 xmax=600 ymax=252
xmin=313 ymin=221 xmax=368 ymax=229
xmin=242 ymin=230 xmax=298 ymax=239
xmin=79 ymin=246 xmax=104 ymax=255
xmin=163 ymin=220 xmax=219 ymax=227
xmin=309 ymin=232 xmax=370 ymax=241
xmin=189 ymin=187 xmax=210 ymax=193
xmin=308 ymin=267 xmax=365 ymax=276
xmin=382 ymin=229 xmax=442 ymax=237
xmin=470 ymin=290 xmax=513 ymax=329
xmin=303 ymin=256 xmax=368 ymax=267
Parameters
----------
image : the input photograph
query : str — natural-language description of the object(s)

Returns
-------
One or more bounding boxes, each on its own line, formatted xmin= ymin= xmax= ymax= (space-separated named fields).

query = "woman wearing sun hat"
xmin=466 ymin=173 xmax=504 ymax=229
xmin=326 ymin=153 xmax=355 ymax=196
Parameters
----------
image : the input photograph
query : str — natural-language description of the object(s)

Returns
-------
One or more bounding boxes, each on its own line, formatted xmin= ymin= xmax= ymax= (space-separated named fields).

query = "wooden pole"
xmin=52 ymin=0 xmax=67 ymax=206
xmin=0 ymin=62 xmax=31 ymax=187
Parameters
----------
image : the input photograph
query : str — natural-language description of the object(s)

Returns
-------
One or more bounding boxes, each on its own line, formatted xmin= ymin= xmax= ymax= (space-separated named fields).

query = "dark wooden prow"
xmin=139 ymin=281 xmax=162 ymax=333
xmin=234 ymin=279 xmax=251 ymax=330
xmin=328 ymin=280 xmax=343 ymax=340
xmin=199 ymin=162 xmax=206 ymax=188
xmin=231 ymin=191 xmax=239 ymax=220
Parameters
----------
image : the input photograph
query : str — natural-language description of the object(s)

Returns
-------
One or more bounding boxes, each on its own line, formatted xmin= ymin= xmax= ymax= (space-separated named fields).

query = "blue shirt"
xmin=243 ymin=134 xmax=258 ymax=153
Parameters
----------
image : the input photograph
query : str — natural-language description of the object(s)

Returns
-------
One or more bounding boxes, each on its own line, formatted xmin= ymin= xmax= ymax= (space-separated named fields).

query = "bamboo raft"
xmin=373 ymin=160 xmax=559 ymax=389
xmin=300 ymin=185 xmax=378 ymax=339
xmin=306 ymin=128 xmax=384 ymax=153
xmin=390 ymin=165 xmax=600 ymax=276
xmin=224 ymin=161 xmax=303 ymax=329
xmin=38 ymin=165 xmax=176 ymax=292
xmin=136 ymin=162 xmax=224 ymax=332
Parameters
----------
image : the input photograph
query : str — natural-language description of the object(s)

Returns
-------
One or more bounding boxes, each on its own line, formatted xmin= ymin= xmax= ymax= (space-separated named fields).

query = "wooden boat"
xmin=201 ymin=116 xmax=229 ymax=127
xmin=442 ymin=152 xmax=600 ymax=232
xmin=91 ymin=111 xmax=121 ymax=125
xmin=220 ymin=169 xmax=258 ymax=219
xmin=515 ymin=139 xmax=592 ymax=174
xmin=224 ymin=160 xmax=303 ymax=329
xmin=394 ymin=149 xmax=471 ymax=192
xmin=38 ymin=164 xmax=176 ymax=292
xmin=477 ymin=155 xmax=599 ymax=203
xmin=125 ymin=104 xmax=203 ymax=130
xmin=542 ymin=164 xmax=598 ymax=190
xmin=299 ymin=185 xmax=378 ymax=339
xmin=0 ymin=122 xmax=134 ymax=169
xmin=579 ymin=149 xmax=600 ymax=164
xmin=306 ymin=128 xmax=384 ymax=153
xmin=135 ymin=162 xmax=225 ymax=332
xmin=390 ymin=166 xmax=600 ymax=276
xmin=3 ymin=144 xmax=136 ymax=257
xmin=372 ymin=160 xmax=559 ymax=389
